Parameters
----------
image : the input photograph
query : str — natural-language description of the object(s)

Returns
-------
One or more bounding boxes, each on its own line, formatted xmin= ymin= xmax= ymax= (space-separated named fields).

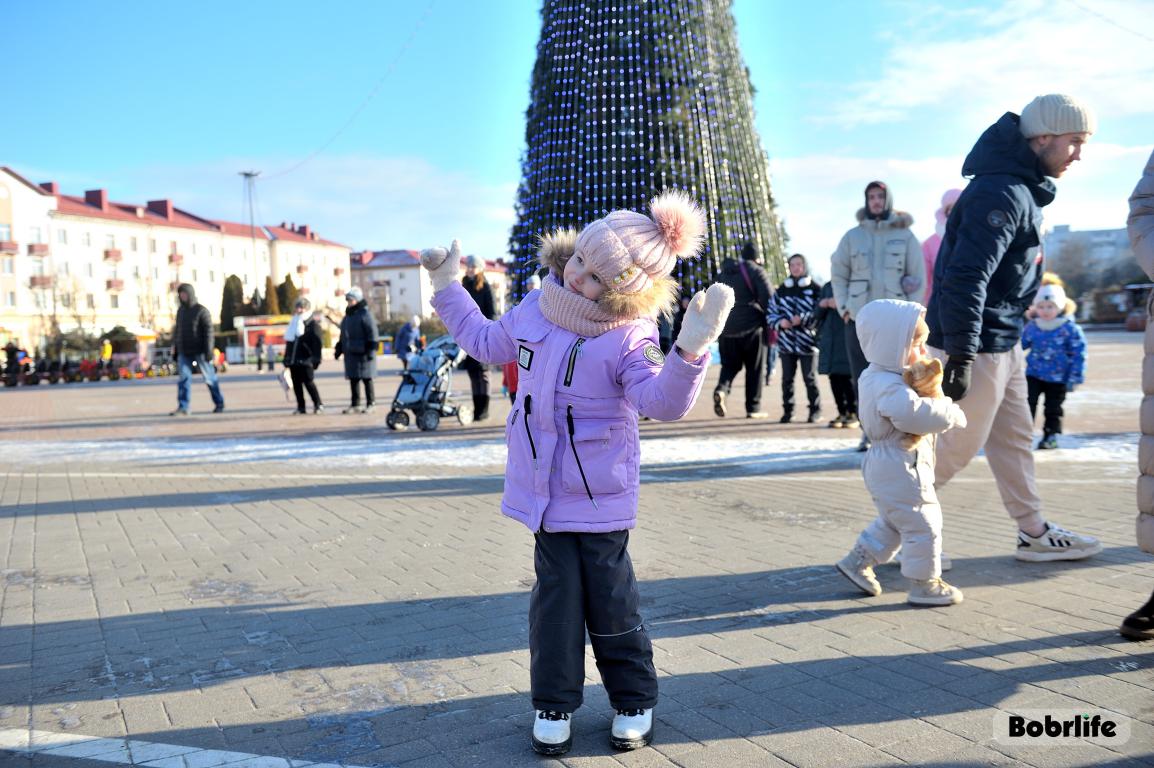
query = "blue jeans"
xmin=177 ymin=353 xmax=224 ymax=411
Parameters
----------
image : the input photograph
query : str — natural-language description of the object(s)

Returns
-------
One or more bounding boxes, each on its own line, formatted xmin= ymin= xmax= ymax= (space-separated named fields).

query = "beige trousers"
xmin=930 ymin=345 xmax=1046 ymax=533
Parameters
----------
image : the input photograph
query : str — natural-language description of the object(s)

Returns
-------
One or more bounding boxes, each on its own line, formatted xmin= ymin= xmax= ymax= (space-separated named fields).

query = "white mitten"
xmin=419 ymin=239 xmax=462 ymax=293
xmin=675 ymin=283 xmax=735 ymax=359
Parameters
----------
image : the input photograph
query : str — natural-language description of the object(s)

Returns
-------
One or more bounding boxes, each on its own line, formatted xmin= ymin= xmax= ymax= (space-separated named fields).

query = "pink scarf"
xmin=538 ymin=274 xmax=630 ymax=337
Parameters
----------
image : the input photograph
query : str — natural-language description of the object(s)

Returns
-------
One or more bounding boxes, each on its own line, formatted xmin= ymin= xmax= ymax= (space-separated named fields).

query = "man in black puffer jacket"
xmin=927 ymin=94 xmax=1100 ymax=563
xmin=712 ymin=241 xmax=773 ymax=419
xmin=170 ymin=282 xmax=224 ymax=415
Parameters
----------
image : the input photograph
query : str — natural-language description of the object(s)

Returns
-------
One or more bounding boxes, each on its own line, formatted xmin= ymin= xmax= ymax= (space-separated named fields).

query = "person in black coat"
xmin=461 ymin=254 xmax=496 ymax=421
xmin=815 ymin=281 xmax=857 ymax=428
xmin=334 ymin=286 xmax=379 ymax=414
xmin=284 ymin=297 xmax=324 ymax=414
xmin=170 ymin=282 xmax=224 ymax=415
xmin=928 ymin=94 xmax=1101 ymax=561
xmin=712 ymin=241 xmax=773 ymax=418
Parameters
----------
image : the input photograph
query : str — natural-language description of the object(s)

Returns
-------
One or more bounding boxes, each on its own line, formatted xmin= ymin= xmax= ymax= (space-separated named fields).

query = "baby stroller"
xmin=385 ymin=335 xmax=474 ymax=431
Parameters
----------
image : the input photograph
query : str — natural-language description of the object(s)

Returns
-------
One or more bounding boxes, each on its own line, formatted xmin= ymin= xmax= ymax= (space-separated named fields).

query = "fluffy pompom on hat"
xmin=345 ymin=286 xmax=364 ymax=302
xmin=1020 ymin=94 xmax=1096 ymax=138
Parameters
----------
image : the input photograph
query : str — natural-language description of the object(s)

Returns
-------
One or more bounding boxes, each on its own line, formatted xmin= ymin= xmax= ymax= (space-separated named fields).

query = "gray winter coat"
xmin=335 ymin=301 xmax=379 ymax=379
xmin=1130 ymin=147 xmax=1154 ymax=555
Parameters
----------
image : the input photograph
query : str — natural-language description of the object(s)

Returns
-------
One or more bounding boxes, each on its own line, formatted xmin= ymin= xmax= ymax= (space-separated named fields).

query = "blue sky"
xmin=5 ymin=0 xmax=1152 ymax=278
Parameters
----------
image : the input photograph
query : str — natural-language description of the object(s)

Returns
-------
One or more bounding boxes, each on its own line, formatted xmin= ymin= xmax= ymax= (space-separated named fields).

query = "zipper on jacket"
xmin=563 ymin=338 xmax=585 ymax=386
xmin=523 ymin=394 xmax=538 ymax=470
xmin=566 ymin=405 xmax=597 ymax=509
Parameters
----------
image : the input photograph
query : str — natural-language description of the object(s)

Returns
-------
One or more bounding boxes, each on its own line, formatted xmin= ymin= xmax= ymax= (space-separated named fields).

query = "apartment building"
xmin=0 ymin=166 xmax=351 ymax=350
xmin=349 ymin=248 xmax=508 ymax=328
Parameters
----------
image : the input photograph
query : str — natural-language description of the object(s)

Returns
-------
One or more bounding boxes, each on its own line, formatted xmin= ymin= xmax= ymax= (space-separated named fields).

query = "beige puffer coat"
xmin=831 ymin=210 xmax=924 ymax=321
xmin=1131 ymin=147 xmax=1154 ymax=555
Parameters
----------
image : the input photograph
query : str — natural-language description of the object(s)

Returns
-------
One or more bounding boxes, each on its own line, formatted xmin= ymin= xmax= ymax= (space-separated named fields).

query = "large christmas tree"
xmin=508 ymin=0 xmax=787 ymax=299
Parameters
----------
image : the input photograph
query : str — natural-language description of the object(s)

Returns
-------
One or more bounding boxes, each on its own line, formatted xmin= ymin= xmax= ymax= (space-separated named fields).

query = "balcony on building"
xmin=168 ymin=253 xmax=183 ymax=266
xmin=106 ymin=279 xmax=125 ymax=291
xmin=103 ymin=249 xmax=123 ymax=263
xmin=334 ymin=288 xmax=345 ymax=298
xmin=27 ymin=243 xmax=49 ymax=256
xmin=169 ymin=280 xmax=183 ymax=292
xmin=0 ymin=241 xmax=17 ymax=254
xmin=296 ymin=264 xmax=309 ymax=274
xmin=333 ymin=267 xmax=345 ymax=276
xmin=299 ymin=287 xmax=311 ymax=296
xmin=29 ymin=275 xmax=53 ymax=289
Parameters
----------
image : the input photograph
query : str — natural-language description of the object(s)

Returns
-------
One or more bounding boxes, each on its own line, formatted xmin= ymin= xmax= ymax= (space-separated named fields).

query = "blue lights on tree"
xmin=508 ymin=0 xmax=787 ymax=299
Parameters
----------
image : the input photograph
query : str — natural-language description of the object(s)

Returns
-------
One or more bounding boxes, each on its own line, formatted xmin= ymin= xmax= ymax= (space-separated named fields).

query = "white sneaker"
xmin=891 ymin=550 xmax=953 ymax=571
xmin=908 ymin=578 xmax=964 ymax=606
xmin=835 ymin=545 xmax=881 ymax=596
xmin=610 ymin=708 xmax=653 ymax=750
xmin=1016 ymin=522 xmax=1102 ymax=562
xmin=531 ymin=710 xmax=571 ymax=756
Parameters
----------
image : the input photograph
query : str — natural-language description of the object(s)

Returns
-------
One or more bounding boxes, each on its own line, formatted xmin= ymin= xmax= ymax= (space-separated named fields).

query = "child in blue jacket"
xmin=1021 ymin=283 xmax=1086 ymax=450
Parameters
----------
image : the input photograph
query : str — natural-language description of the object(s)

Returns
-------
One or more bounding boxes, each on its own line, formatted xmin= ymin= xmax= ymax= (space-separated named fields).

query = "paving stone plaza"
xmin=1 ymin=331 xmax=1152 ymax=767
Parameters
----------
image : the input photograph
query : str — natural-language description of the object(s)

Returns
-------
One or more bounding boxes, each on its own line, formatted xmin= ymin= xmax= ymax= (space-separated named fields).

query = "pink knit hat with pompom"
xmin=574 ymin=190 xmax=705 ymax=295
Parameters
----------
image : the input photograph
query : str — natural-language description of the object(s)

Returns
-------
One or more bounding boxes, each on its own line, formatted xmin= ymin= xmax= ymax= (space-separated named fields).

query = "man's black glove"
xmin=942 ymin=354 xmax=975 ymax=401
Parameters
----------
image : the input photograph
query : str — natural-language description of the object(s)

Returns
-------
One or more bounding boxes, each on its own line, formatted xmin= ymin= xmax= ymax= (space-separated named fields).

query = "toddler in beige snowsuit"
xmin=836 ymin=299 xmax=967 ymax=606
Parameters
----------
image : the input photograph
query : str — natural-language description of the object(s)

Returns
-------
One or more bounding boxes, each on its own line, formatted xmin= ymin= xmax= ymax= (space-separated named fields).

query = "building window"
xmin=29 ymin=226 xmax=42 ymax=244
xmin=209 ymin=271 xmax=215 ymax=283
xmin=32 ymin=260 xmax=45 ymax=277
xmin=1 ymin=257 xmax=12 ymax=274
xmin=153 ymin=267 xmax=159 ymax=279
xmin=85 ymin=263 xmax=94 ymax=278
xmin=105 ymin=234 xmax=115 ymax=249
xmin=83 ymin=232 xmax=91 ymax=247
xmin=0 ymin=224 xmax=10 ymax=241
xmin=110 ymin=295 xmax=119 ymax=309
xmin=191 ymin=269 xmax=198 ymax=281
xmin=60 ymin=293 xmax=71 ymax=308
xmin=57 ymin=229 xmax=67 ymax=245
xmin=191 ymin=243 xmax=197 ymax=255
xmin=150 ymin=239 xmax=157 ymax=253
xmin=61 ymin=262 xmax=70 ymax=275
xmin=130 ymin=237 xmax=138 ymax=252
xmin=4 ymin=292 xmax=13 ymax=307
xmin=86 ymin=294 xmax=95 ymax=309
xmin=133 ymin=266 xmax=140 ymax=278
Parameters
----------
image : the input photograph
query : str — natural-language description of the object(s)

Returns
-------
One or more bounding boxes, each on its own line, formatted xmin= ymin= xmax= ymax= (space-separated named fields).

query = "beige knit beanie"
xmin=1020 ymin=94 xmax=1096 ymax=138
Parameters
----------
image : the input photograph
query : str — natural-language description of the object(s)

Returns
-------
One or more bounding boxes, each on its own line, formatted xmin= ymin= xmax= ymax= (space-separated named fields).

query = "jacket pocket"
xmin=561 ymin=419 xmax=630 ymax=496
xmin=503 ymin=406 xmax=538 ymax=514
xmin=884 ymin=243 xmax=906 ymax=294
xmin=850 ymin=250 xmax=871 ymax=275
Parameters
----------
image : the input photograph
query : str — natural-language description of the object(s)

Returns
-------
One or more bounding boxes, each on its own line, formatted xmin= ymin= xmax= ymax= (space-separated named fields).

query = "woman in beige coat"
xmin=1123 ymin=148 xmax=1154 ymax=641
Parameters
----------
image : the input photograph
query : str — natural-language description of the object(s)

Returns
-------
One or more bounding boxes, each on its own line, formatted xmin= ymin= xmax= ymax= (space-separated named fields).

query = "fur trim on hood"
xmin=855 ymin=209 xmax=915 ymax=229
xmin=537 ymin=227 xmax=678 ymax=321
xmin=537 ymin=228 xmax=577 ymax=276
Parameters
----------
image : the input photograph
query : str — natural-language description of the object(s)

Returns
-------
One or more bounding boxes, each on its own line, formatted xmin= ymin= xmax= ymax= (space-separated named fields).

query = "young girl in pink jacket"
xmin=420 ymin=191 xmax=733 ymax=756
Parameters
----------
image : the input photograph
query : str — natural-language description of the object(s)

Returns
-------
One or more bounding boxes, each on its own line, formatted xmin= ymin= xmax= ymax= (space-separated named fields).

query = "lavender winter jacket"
xmin=432 ymin=281 xmax=709 ymax=533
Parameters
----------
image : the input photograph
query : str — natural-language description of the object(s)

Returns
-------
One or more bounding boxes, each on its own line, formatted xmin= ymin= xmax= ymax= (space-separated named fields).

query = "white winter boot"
xmin=610 ymin=708 xmax=653 ymax=750
xmin=531 ymin=710 xmax=572 ymax=755
xmin=835 ymin=544 xmax=882 ymax=596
